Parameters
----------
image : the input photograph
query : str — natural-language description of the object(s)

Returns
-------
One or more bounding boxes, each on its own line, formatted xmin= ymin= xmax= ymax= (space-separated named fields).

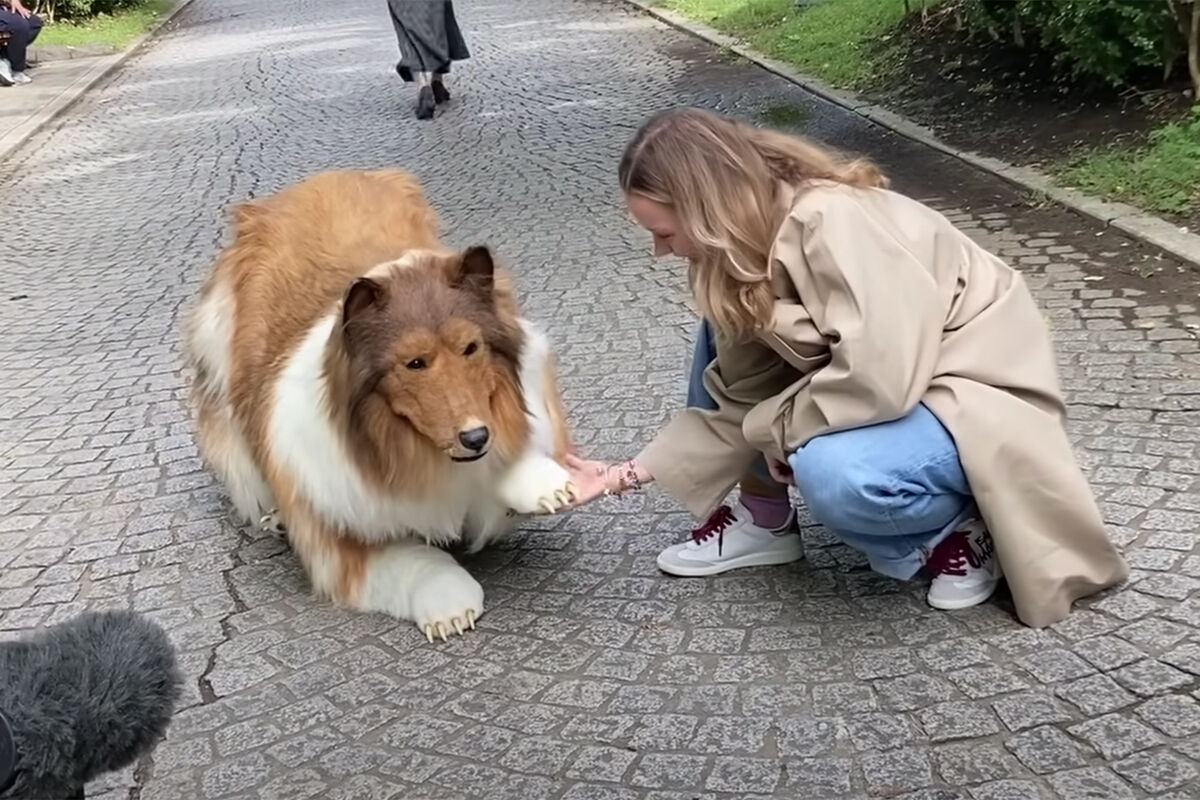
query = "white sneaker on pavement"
xmin=12 ymin=71 xmax=31 ymax=85
xmin=0 ymin=59 xmax=14 ymax=87
xmin=924 ymin=519 xmax=1003 ymax=610
xmin=657 ymin=500 xmax=803 ymax=577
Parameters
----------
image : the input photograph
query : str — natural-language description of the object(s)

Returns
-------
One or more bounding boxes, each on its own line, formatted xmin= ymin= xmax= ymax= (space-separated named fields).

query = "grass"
xmin=37 ymin=0 xmax=173 ymax=50
xmin=656 ymin=0 xmax=928 ymax=89
xmin=1058 ymin=106 xmax=1200 ymax=218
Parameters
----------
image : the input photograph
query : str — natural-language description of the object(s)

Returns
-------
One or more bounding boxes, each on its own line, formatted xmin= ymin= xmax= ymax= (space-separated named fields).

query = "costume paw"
xmin=410 ymin=568 xmax=485 ymax=644
xmin=498 ymin=455 xmax=577 ymax=515
xmin=258 ymin=508 xmax=286 ymax=535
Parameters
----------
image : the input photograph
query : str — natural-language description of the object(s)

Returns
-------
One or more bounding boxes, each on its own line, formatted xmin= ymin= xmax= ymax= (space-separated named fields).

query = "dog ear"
xmin=342 ymin=276 xmax=386 ymax=329
xmin=451 ymin=246 xmax=495 ymax=299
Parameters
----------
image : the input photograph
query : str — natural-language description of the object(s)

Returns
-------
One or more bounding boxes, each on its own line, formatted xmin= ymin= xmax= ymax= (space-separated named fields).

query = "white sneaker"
xmin=924 ymin=520 xmax=1003 ymax=610
xmin=656 ymin=501 xmax=803 ymax=577
xmin=0 ymin=59 xmax=13 ymax=87
xmin=12 ymin=71 xmax=30 ymax=85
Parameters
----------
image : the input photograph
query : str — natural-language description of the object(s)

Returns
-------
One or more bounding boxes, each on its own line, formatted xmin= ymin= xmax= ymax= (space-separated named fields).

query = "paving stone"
xmin=566 ymin=746 xmax=638 ymax=784
xmin=1067 ymin=713 xmax=1165 ymax=760
xmin=915 ymin=701 xmax=1001 ymax=742
xmin=992 ymin=691 xmax=1076 ymax=731
xmin=1006 ymin=726 xmax=1090 ymax=774
xmin=812 ymin=682 xmax=879 ymax=714
xmin=946 ymin=665 xmax=1031 ymax=699
xmin=861 ymin=748 xmax=933 ymax=795
xmin=630 ymin=754 xmax=710 ymax=790
xmin=704 ymin=757 xmax=781 ymax=794
xmin=877 ymin=673 xmax=960 ymax=709
xmin=844 ymin=712 xmax=918 ymax=752
xmin=498 ymin=737 xmax=578 ymax=776
xmin=1045 ymin=767 xmax=1136 ymax=800
xmin=1161 ymin=642 xmax=1200 ymax=676
xmin=1017 ymin=648 xmax=1097 ymax=683
xmin=1073 ymin=636 xmax=1148 ymax=671
xmin=969 ymin=780 xmax=1049 ymax=800
xmin=775 ymin=716 xmax=842 ymax=756
xmin=1133 ymin=694 xmax=1200 ymax=737
xmin=781 ymin=757 xmax=853 ymax=795
xmin=1112 ymin=749 xmax=1198 ymax=794
xmin=1111 ymin=659 xmax=1195 ymax=697
xmin=1056 ymin=673 xmax=1140 ymax=716
xmin=932 ymin=742 xmax=1024 ymax=785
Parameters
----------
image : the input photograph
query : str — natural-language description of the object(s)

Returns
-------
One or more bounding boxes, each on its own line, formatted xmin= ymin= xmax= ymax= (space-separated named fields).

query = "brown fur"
xmin=184 ymin=169 xmax=573 ymax=613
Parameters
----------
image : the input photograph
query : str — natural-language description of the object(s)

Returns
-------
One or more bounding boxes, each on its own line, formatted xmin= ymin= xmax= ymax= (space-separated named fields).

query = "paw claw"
xmin=539 ymin=499 xmax=556 ymax=514
xmin=566 ymin=481 xmax=578 ymax=501
xmin=418 ymin=610 xmax=480 ymax=644
xmin=258 ymin=508 xmax=286 ymax=534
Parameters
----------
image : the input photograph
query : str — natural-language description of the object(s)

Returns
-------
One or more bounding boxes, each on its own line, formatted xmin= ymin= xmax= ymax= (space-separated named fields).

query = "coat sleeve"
xmin=636 ymin=331 xmax=798 ymax=517
xmin=772 ymin=190 xmax=947 ymax=451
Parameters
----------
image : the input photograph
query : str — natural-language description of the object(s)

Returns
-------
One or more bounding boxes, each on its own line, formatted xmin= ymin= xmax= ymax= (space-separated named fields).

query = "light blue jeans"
xmin=688 ymin=319 xmax=976 ymax=579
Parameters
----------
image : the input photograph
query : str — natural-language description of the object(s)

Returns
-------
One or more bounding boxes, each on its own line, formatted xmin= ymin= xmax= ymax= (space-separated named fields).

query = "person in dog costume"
xmin=563 ymin=107 xmax=1127 ymax=628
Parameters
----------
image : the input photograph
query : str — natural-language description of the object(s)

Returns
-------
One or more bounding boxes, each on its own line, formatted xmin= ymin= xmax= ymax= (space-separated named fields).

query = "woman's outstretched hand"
xmin=562 ymin=453 xmax=615 ymax=509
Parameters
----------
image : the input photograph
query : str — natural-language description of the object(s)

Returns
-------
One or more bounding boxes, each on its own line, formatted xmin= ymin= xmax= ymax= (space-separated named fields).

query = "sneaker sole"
xmin=657 ymin=548 xmax=803 ymax=577
xmin=927 ymin=578 xmax=1002 ymax=611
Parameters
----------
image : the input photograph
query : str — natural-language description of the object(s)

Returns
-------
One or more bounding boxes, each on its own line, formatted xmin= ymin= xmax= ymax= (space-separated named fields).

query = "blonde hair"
xmin=618 ymin=107 xmax=888 ymax=340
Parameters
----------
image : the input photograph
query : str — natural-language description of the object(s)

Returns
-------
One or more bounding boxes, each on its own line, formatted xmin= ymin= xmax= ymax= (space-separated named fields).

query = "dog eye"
xmin=406 ymin=358 xmax=427 ymax=370
xmin=463 ymin=342 xmax=478 ymax=356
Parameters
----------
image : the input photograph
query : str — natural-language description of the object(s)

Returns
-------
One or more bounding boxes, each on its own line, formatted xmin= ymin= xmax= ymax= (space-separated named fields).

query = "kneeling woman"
xmin=565 ymin=108 xmax=1127 ymax=628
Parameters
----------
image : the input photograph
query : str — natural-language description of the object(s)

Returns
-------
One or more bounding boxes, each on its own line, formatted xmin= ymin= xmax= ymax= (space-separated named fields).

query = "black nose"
xmin=458 ymin=426 xmax=490 ymax=452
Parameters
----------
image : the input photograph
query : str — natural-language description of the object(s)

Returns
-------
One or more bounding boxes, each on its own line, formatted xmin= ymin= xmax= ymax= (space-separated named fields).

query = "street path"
xmin=1 ymin=0 xmax=1198 ymax=798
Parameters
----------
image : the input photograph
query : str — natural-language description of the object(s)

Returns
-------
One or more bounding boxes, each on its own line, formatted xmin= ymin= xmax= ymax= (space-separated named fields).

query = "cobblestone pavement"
xmin=2 ymin=0 xmax=1199 ymax=798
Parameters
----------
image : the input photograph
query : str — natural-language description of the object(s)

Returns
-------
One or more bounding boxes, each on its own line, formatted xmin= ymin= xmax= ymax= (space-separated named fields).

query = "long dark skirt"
xmin=387 ymin=0 xmax=470 ymax=81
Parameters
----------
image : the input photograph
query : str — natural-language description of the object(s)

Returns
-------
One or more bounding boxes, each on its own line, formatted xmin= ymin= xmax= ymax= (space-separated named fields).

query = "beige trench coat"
xmin=638 ymin=181 xmax=1128 ymax=628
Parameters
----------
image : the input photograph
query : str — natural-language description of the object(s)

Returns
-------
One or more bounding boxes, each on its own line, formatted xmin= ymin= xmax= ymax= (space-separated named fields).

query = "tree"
xmin=1167 ymin=0 xmax=1200 ymax=98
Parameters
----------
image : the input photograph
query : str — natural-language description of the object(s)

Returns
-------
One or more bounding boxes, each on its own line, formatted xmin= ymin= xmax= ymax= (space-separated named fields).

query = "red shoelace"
xmin=690 ymin=504 xmax=736 ymax=556
xmin=924 ymin=531 xmax=984 ymax=577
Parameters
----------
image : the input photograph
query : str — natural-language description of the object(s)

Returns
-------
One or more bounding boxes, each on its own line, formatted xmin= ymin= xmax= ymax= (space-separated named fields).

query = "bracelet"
xmin=603 ymin=460 xmax=643 ymax=497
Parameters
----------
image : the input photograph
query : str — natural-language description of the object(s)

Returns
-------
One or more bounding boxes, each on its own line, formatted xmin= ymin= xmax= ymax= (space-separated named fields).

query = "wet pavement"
xmin=1 ymin=0 xmax=1198 ymax=798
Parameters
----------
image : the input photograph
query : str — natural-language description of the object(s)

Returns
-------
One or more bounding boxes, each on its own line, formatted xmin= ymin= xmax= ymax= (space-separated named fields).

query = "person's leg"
xmin=26 ymin=13 xmax=42 ymax=48
xmin=414 ymin=71 xmax=435 ymax=119
xmin=0 ymin=9 xmax=30 ymax=82
xmin=687 ymin=318 xmax=789 ymax=512
xmin=656 ymin=319 xmax=801 ymax=578
xmin=788 ymin=403 xmax=1002 ymax=608
xmin=432 ymin=0 xmax=466 ymax=104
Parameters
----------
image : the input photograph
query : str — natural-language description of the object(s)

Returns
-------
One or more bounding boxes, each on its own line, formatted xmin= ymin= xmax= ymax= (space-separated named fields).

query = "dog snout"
xmin=457 ymin=426 xmax=490 ymax=452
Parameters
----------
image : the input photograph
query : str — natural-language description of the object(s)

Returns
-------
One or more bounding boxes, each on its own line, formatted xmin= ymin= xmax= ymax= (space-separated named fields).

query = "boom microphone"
xmin=0 ymin=609 xmax=183 ymax=799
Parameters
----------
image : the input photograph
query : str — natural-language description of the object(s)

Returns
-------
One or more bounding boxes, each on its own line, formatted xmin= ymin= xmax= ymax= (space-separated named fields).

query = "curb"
xmin=0 ymin=0 xmax=197 ymax=166
xmin=30 ymin=43 xmax=119 ymax=64
xmin=620 ymin=0 xmax=1200 ymax=268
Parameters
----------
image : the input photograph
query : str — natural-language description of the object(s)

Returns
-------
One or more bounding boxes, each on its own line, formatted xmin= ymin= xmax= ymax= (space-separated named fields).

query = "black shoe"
xmin=431 ymin=80 xmax=450 ymax=104
xmin=416 ymin=86 xmax=435 ymax=120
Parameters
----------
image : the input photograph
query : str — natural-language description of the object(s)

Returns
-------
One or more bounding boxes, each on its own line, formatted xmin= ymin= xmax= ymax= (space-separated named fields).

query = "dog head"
xmin=338 ymin=246 xmax=524 ymax=463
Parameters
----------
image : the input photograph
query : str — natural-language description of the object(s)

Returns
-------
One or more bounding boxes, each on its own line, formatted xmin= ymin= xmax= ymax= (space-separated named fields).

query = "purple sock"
xmin=739 ymin=493 xmax=792 ymax=529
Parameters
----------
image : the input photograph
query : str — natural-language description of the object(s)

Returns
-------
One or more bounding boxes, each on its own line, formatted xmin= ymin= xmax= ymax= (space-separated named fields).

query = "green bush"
xmin=961 ymin=0 xmax=1184 ymax=88
xmin=37 ymin=0 xmax=150 ymax=22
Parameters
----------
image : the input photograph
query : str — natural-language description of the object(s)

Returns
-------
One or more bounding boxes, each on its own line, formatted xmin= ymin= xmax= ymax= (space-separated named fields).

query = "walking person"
xmin=561 ymin=107 xmax=1128 ymax=628
xmin=0 ymin=0 xmax=42 ymax=86
xmin=387 ymin=0 xmax=470 ymax=120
